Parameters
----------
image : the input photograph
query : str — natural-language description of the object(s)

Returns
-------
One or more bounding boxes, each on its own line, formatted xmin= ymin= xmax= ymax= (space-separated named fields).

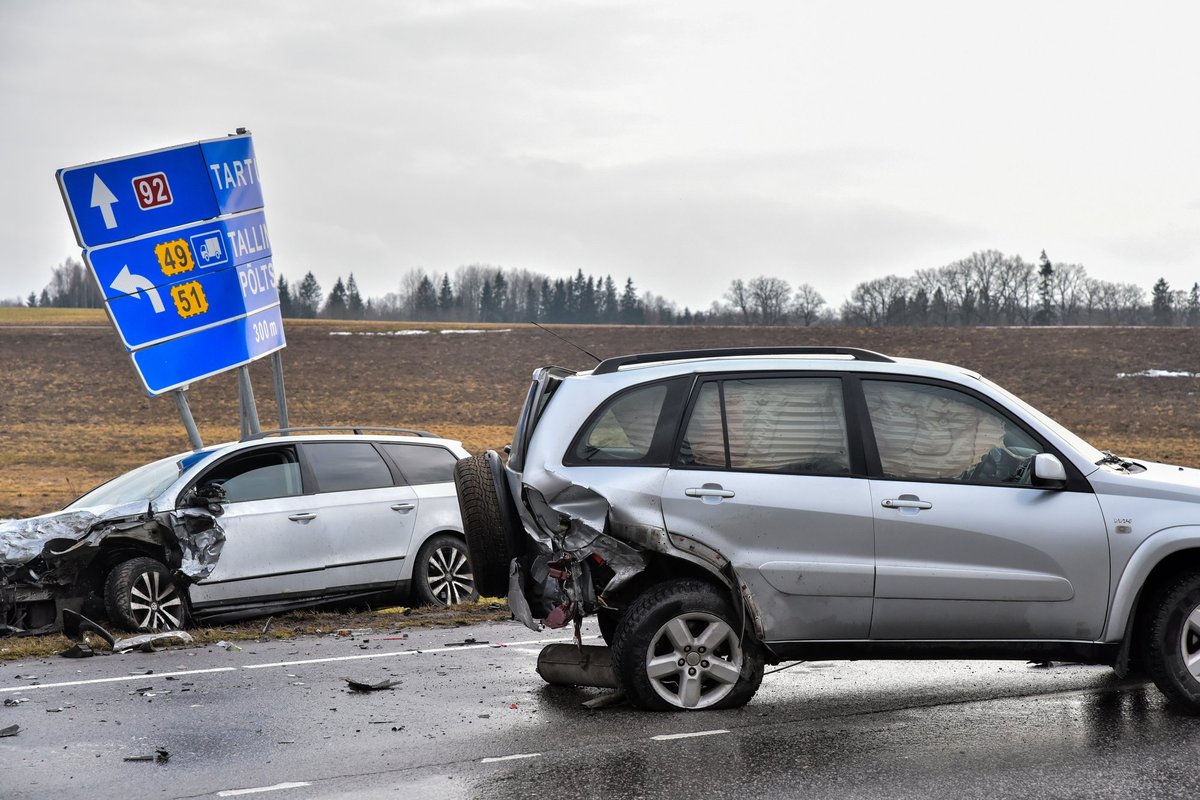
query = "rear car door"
xmin=661 ymin=374 xmax=876 ymax=641
xmin=189 ymin=445 xmax=333 ymax=611
xmin=859 ymin=377 xmax=1110 ymax=640
xmin=299 ymin=441 xmax=418 ymax=594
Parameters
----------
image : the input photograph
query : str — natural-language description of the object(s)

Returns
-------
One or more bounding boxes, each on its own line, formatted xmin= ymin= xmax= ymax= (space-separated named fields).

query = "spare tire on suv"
xmin=453 ymin=451 xmax=526 ymax=597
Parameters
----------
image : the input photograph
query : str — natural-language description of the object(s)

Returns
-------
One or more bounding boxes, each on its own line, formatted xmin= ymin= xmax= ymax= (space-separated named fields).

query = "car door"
xmin=661 ymin=374 xmax=876 ymax=642
xmin=378 ymin=442 xmax=465 ymax=579
xmin=299 ymin=441 xmax=418 ymax=594
xmin=188 ymin=444 xmax=334 ymax=610
xmin=859 ymin=377 xmax=1110 ymax=640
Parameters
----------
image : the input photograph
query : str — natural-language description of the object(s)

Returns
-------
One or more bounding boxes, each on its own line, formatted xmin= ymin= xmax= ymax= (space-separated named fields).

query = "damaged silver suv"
xmin=2 ymin=430 xmax=474 ymax=634
xmin=456 ymin=346 xmax=1200 ymax=712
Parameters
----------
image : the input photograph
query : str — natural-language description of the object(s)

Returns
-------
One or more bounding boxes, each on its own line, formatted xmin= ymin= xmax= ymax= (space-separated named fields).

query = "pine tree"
xmin=479 ymin=277 xmax=495 ymax=322
xmin=416 ymin=275 xmax=438 ymax=319
xmin=346 ymin=273 xmax=365 ymax=320
xmin=296 ymin=272 xmax=322 ymax=319
xmin=26 ymin=291 xmax=36 ymax=307
xmin=324 ymin=277 xmax=348 ymax=319
xmin=619 ymin=277 xmax=642 ymax=323
xmin=1152 ymin=277 xmax=1173 ymax=325
xmin=1036 ymin=250 xmax=1055 ymax=325
xmin=277 ymin=275 xmax=294 ymax=317
xmin=438 ymin=274 xmax=454 ymax=313
xmin=1187 ymin=283 xmax=1200 ymax=326
xmin=493 ymin=270 xmax=508 ymax=322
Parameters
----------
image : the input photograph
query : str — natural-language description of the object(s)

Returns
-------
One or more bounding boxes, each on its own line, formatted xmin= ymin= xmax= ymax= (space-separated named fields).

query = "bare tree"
xmin=725 ymin=279 xmax=754 ymax=325
xmin=748 ymin=276 xmax=791 ymax=326
xmin=792 ymin=284 xmax=826 ymax=326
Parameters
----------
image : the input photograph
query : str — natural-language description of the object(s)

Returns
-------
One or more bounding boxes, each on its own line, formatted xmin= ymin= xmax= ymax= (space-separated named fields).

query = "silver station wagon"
xmin=456 ymin=347 xmax=1200 ymax=712
xmin=1 ymin=431 xmax=475 ymax=633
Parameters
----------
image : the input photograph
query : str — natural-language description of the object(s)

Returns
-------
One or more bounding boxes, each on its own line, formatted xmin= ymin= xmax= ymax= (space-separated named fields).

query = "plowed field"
xmin=3 ymin=311 xmax=1200 ymax=517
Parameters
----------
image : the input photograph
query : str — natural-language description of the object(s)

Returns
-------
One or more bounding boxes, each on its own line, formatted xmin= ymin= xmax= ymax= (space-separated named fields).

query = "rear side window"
xmin=566 ymin=378 xmax=690 ymax=466
xmin=196 ymin=447 xmax=302 ymax=504
xmin=304 ymin=442 xmax=394 ymax=492
xmin=381 ymin=444 xmax=458 ymax=485
xmin=678 ymin=377 xmax=851 ymax=475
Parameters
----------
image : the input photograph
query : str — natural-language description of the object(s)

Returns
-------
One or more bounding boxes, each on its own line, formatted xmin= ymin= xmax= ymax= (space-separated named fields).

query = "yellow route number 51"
xmin=171 ymin=281 xmax=208 ymax=319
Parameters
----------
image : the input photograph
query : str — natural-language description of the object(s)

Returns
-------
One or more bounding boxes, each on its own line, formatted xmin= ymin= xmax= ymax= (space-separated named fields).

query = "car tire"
xmin=413 ymin=534 xmax=480 ymax=607
xmin=1144 ymin=571 xmax=1200 ymax=712
xmin=596 ymin=608 xmax=621 ymax=646
xmin=610 ymin=579 xmax=764 ymax=711
xmin=453 ymin=452 xmax=524 ymax=597
xmin=104 ymin=557 xmax=187 ymax=632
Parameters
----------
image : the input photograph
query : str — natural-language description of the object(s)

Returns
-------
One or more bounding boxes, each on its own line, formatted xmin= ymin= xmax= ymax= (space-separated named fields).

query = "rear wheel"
xmin=1145 ymin=571 xmax=1200 ymax=712
xmin=104 ymin=557 xmax=186 ymax=632
xmin=413 ymin=534 xmax=479 ymax=606
xmin=611 ymin=579 xmax=764 ymax=711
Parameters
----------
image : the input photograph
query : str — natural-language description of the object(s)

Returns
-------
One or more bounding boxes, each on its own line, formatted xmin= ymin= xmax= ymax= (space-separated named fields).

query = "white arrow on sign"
xmin=111 ymin=265 xmax=165 ymax=314
xmin=90 ymin=174 xmax=118 ymax=230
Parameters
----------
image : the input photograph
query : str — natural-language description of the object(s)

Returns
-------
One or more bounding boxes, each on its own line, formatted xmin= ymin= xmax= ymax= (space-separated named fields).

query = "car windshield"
xmin=980 ymin=377 xmax=1104 ymax=464
xmin=65 ymin=449 xmax=217 ymax=510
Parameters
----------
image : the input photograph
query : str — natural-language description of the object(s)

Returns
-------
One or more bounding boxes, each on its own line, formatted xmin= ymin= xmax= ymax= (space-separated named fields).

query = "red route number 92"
xmin=132 ymin=172 xmax=173 ymax=210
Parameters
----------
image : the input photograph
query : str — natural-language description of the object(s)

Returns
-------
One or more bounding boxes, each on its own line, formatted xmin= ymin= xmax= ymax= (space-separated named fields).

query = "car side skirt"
xmin=190 ymin=580 xmax=405 ymax=623
xmin=765 ymin=639 xmax=1121 ymax=665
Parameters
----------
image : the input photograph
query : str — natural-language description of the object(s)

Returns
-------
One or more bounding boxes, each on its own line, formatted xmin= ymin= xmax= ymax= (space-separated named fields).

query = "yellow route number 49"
xmin=171 ymin=281 xmax=209 ymax=319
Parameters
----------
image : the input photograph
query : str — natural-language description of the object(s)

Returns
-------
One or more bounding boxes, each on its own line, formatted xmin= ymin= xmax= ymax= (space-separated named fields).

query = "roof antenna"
xmin=530 ymin=322 xmax=602 ymax=364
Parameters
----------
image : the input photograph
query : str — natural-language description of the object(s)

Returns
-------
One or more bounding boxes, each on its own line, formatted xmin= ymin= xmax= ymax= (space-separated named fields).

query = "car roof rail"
xmin=592 ymin=346 xmax=894 ymax=375
xmin=243 ymin=426 xmax=440 ymax=441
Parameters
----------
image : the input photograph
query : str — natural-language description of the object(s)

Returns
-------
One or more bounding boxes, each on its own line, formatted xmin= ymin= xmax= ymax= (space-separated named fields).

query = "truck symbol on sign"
xmin=188 ymin=229 xmax=229 ymax=268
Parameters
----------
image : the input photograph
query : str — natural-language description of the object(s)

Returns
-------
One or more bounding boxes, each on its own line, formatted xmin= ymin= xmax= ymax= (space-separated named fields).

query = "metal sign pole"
xmin=173 ymin=389 xmax=203 ymax=450
xmin=238 ymin=366 xmax=261 ymax=438
xmin=272 ymin=351 xmax=290 ymax=430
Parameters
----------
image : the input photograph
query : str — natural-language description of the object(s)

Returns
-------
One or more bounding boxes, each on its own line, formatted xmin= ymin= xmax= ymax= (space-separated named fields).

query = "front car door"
xmin=188 ymin=444 xmax=333 ymax=612
xmin=859 ymin=377 xmax=1110 ymax=640
xmin=661 ymin=374 xmax=876 ymax=641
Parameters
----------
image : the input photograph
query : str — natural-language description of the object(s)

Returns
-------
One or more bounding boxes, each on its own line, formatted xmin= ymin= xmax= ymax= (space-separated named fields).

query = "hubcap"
xmin=129 ymin=570 xmax=183 ymax=630
xmin=427 ymin=545 xmax=475 ymax=605
xmin=645 ymin=612 xmax=743 ymax=709
xmin=1181 ymin=604 xmax=1200 ymax=680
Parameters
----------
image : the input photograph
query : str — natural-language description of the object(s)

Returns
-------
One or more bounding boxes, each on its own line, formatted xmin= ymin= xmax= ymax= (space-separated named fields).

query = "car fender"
xmin=1104 ymin=524 xmax=1200 ymax=641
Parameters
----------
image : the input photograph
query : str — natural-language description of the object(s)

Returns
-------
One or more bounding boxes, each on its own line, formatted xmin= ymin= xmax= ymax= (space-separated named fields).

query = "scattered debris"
xmin=123 ymin=749 xmax=170 ymax=764
xmin=343 ymin=677 xmax=402 ymax=692
xmin=59 ymin=642 xmax=95 ymax=659
xmin=114 ymin=630 xmax=193 ymax=653
xmin=4 ymin=698 xmax=27 ymax=707
xmin=0 ymin=724 xmax=19 ymax=737
xmin=261 ymin=616 xmax=274 ymax=635
xmin=214 ymin=641 xmax=242 ymax=652
xmin=444 ymin=637 xmax=487 ymax=647
xmin=62 ymin=610 xmax=193 ymax=653
xmin=581 ymin=692 xmax=626 ymax=710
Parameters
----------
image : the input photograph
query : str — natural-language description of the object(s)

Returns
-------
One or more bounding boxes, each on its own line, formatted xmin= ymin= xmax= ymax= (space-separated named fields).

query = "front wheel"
xmin=1145 ymin=571 xmax=1200 ymax=712
xmin=104 ymin=557 xmax=187 ymax=632
xmin=611 ymin=579 xmax=763 ymax=711
xmin=413 ymin=534 xmax=480 ymax=607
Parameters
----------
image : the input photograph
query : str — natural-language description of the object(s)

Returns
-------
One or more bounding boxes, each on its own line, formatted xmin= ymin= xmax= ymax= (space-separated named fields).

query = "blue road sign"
xmin=86 ymin=209 xmax=271 ymax=301
xmin=107 ymin=258 xmax=279 ymax=350
xmin=131 ymin=304 xmax=286 ymax=396
xmin=57 ymin=134 xmax=263 ymax=248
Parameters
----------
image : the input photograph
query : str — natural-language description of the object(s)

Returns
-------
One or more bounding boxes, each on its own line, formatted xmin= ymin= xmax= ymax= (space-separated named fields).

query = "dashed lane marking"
xmin=652 ymin=729 xmax=730 ymax=741
xmin=480 ymin=753 xmax=541 ymax=763
xmin=216 ymin=782 xmax=311 ymax=796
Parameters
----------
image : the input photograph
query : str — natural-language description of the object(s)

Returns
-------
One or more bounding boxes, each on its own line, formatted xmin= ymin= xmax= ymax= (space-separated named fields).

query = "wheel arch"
xmin=1106 ymin=527 xmax=1200 ymax=646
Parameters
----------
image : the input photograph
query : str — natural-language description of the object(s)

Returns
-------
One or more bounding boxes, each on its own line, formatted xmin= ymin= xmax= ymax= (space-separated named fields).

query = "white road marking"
xmin=216 ymin=782 xmax=311 ymax=796
xmin=0 ymin=667 xmax=236 ymax=694
xmin=0 ymin=636 xmax=575 ymax=693
xmin=480 ymin=753 xmax=541 ymax=763
xmin=652 ymin=729 xmax=730 ymax=741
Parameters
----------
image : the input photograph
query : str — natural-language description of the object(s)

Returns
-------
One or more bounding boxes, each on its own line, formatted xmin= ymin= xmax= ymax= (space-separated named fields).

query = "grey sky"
xmin=3 ymin=0 xmax=1198 ymax=311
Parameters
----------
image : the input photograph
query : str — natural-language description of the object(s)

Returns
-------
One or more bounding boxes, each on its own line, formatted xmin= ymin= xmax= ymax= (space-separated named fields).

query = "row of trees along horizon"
xmin=20 ymin=250 xmax=1199 ymax=327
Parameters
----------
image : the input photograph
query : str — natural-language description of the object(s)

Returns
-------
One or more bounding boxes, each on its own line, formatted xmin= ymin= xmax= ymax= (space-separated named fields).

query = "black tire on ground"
xmin=596 ymin=608 xmax=621 ymax=646
xmin=610 ymin=578 xmax=764 ymax=711
xmin=413 ymin=533 xmax=480 ymax=606
xmin=453 ymin=452 xmax=524 ymax=597
xmin=104 ymin=556 xmax=187 ymax=632
xmin=1144 ymin=571 xmax=1200 ymax=712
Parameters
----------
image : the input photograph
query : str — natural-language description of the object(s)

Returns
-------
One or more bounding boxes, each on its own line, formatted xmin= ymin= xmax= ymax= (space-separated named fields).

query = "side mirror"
xmin=180 ymin=482 xmax=227 ymax=509
xmin=1032 ymin=453 xmax=1067 ymax=488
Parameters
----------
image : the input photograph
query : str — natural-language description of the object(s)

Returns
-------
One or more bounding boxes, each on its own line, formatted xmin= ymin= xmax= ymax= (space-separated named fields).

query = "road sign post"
xmin=57 ymin=131 xmax=290 ymax=442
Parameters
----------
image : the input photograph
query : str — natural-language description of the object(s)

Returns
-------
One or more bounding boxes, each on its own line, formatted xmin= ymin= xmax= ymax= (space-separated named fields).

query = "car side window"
xmin=381 ymin=444 xmax=458 ymax=485
xmin=862 ymin=380 xmax=1041 ymax=485
xmin=678 ymin=377 xmax=851 ymax=475
xmin=569 ymin=381 xmax=677 ymax=465
xmin=304 ymin=442 xmax=394 ymax=492
xmin=197 ymin=447 xmax=302 ymax=504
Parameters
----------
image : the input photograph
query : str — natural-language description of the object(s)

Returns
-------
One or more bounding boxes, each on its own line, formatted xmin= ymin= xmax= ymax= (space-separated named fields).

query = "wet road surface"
xmin=2 ymin=619 xmax=1199 ymax=799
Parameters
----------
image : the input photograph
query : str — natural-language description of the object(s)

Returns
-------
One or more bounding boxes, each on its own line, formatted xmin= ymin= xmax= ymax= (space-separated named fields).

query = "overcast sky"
xmin=3 ymin=0 xmax=1198 ymax=312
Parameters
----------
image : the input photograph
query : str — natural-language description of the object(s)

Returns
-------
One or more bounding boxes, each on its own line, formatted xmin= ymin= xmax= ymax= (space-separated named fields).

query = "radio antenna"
xmin=530 ymin=322 xmax=602 ymax=364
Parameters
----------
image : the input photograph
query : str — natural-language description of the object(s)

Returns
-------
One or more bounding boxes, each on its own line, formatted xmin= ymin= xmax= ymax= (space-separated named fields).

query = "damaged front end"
xmin=0 ymin=492 xmax=226 ymax=635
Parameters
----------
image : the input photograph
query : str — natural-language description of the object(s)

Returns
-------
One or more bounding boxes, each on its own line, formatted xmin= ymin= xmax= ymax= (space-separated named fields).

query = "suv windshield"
xmin=65 ymin=449 xmax=216 ymax=511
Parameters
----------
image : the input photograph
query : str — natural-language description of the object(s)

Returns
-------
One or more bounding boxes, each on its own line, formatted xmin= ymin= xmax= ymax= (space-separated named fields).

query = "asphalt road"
xmin=3 ymin=619 xmax=1199 ymax=799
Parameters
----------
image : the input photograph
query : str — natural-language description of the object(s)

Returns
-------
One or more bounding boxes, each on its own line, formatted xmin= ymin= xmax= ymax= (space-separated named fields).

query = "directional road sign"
xmin=57 ymin=134 xmax=263 ymax=248
xmin=56 ymin=132 xmax=287 ymax=396
xmin=131 ymin=304 xmax=286 ymax=396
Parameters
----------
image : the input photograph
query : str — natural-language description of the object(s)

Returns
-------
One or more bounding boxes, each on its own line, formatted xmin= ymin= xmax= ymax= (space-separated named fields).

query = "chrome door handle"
xmin=288 ymin=512 xmax=317 ymax=522
xmin=391 ymin=503 xmax=415 ymax=512
xmin=881 ymin=498 xmax=932 ymax=510
xmin=685 ymin=487 xmax=735 ymax=499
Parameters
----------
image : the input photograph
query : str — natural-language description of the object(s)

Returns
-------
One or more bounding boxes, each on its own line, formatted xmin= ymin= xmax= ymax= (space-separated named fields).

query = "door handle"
xmin=288 ymin=512 xmax=317 ymax=522
xmin=685 ymin=486 xmax=735 ymax=499
xmin=881 ymin=497 xmax=932 ymax=510
xmin=391 ymin=503 xmax=415 ymax=512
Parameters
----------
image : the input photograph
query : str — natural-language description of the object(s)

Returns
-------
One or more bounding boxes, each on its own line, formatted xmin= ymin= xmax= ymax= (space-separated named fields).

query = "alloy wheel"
xmin=427 ymin=544 xmax=475 ymax=605
xmin=129 ymin=570 xmax=184 ymax=630
xmin=1180 ymin=603 xmax=1200 ymax=681
xmin=645 ymin=612 xmax=743 ymax=709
